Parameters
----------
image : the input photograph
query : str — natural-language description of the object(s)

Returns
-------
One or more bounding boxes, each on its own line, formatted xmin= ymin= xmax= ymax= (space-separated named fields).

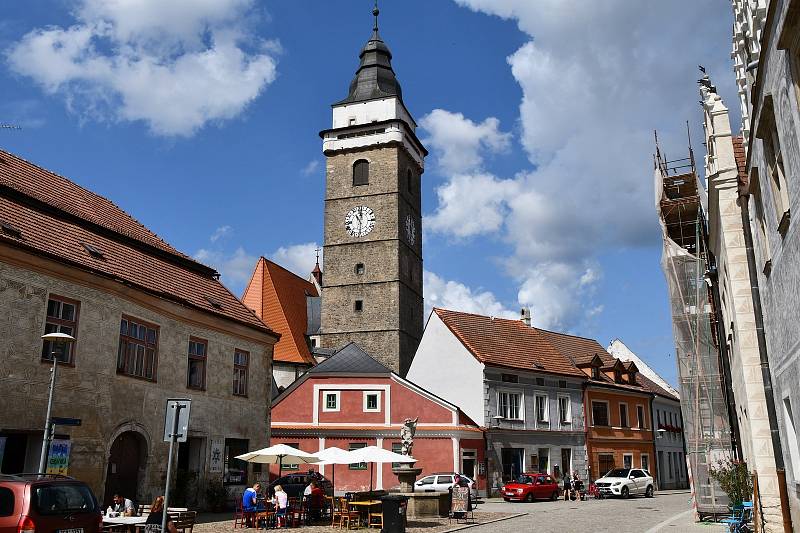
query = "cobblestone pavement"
xmin=471 ymin=491 xmax=720 ymax=533
xmin=192 ymin=492 xmax=723 ymax=533
xmin=193 ymin=511 xmax=517 ymax=533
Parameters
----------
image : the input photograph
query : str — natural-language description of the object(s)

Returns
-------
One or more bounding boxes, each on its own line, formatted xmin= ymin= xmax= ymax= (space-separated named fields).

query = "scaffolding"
xmin=655 ymin=135 xmax=733 ymax=519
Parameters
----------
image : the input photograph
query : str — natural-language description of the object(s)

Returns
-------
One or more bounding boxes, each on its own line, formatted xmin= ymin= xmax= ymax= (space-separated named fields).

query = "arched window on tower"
xmin=407 ymin=169 xmax=413 ymax=193
xmin=353 ymin=159 xmax=369 ymax=186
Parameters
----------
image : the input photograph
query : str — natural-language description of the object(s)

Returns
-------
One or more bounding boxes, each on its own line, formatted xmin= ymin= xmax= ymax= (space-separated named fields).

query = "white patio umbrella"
xmin=347 ymin=446 xmax=416 ymax=492
xmin=314 ymin=447 xmax=358 ymax=495
xmin=236 ymin=443 xmax=320 ymax=481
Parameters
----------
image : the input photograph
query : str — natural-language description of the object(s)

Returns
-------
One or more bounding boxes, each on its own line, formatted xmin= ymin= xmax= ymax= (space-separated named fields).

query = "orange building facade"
xmin=584 ymin=385 xmax=656 ymax=481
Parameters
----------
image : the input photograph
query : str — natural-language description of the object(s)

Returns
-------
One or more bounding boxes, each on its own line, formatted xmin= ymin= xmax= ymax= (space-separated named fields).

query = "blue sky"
xmin=1 ymin=1 xmax=738 ymax=387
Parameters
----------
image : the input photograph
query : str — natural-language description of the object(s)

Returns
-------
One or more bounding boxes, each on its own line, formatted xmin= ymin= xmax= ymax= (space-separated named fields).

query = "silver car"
xmin=414 ymin=472 xmax=479 ymax=500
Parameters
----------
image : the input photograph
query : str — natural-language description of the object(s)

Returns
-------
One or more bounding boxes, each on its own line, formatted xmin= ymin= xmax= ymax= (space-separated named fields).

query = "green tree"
xmin=708 ymin=459 xmax=753 ymax=507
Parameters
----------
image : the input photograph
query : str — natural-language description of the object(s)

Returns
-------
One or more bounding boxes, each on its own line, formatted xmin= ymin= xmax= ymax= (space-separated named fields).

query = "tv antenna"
xmin=1 ymin=124 xmax=22 ymax=131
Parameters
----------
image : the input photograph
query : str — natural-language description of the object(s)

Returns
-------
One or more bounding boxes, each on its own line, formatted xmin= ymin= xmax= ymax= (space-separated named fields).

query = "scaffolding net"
xmin=655 ymin=142 xmax=733 ymax=518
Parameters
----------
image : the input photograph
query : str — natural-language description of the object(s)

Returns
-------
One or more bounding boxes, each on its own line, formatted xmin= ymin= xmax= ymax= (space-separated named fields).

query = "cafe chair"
xmin=341 ymin=500 xmax=361 ymax=530
xmin=368 ymin=508 xmax=383 ymax=529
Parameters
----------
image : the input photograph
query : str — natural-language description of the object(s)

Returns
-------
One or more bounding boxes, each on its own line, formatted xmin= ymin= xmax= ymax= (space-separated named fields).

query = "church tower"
xmin=319 ymin=5 xmax=426 ymax=376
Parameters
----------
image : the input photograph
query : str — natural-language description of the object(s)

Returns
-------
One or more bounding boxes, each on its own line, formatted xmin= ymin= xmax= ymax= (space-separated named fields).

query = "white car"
xmin=414 ymin=473 xmax=479 ymax=500
xmin=594 ymin=468 xmax=655 ymax=498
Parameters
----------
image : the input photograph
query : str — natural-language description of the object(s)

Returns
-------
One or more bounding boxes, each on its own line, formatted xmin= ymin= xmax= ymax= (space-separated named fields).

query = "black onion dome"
xmin=336 ymin=23 xmax=403 ymax=105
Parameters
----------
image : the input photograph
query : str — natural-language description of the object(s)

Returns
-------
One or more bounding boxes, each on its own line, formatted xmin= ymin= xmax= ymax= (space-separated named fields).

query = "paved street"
xmin=470 ymin=491 xmax=714 ymax=533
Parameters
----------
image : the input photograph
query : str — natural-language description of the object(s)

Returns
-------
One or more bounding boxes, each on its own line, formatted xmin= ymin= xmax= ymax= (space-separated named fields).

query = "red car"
xmin=501 ymin=473 xmax=560 ymax=502
xmin=0 ymin=474 xmax=102 ymax=533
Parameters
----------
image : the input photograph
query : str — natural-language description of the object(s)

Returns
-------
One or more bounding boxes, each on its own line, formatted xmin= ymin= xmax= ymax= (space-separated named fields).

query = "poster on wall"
xmin=209 ymin=438 xmax=224 ymax=473
xmin=46 ymin=439 xmax=71 ymax=475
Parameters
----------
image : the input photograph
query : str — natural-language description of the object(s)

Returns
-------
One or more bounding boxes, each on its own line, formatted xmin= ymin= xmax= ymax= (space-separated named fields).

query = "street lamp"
xmin=37 ymin=332 xmax=75 ymax=475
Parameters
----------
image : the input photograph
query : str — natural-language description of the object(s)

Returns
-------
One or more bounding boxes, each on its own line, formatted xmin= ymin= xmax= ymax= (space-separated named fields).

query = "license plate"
xmin=58 ymin=529 xmax=84 ymax=533
xmin=504 ymin=492 xmax=515 ymax=496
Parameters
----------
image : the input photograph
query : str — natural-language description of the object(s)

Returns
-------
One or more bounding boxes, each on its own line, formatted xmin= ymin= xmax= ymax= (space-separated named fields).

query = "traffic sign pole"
xmin=162 ymin=402 xmax=185 ymax=533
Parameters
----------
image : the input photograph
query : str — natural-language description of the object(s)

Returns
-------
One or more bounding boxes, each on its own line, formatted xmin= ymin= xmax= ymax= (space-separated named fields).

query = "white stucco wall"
xmin=406 ymin=312 xmax=485 ymax=424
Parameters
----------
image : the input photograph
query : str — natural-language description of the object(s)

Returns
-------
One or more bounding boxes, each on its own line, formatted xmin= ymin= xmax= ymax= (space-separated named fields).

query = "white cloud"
xmin=425 ymin=173 xmax=519 ymax=238
xmin=195 ymin=246 xmax=257 ymax=291
xmin=419 ymin=109 xmax=511 ymax=174
xmin=422 ymin=0 xmax=735 ymax=330
xmin=424 ymin=270 xmax=517 ymax=321
xmin=6 ymin=0 xmax=277 ymax=136
xmin=270 ymin=242 xmax=321 ymax=278
xmin=210 ymin=225 xmax=232 ymax=243
xmin=301 ymin=160 xmax=320 ymax=177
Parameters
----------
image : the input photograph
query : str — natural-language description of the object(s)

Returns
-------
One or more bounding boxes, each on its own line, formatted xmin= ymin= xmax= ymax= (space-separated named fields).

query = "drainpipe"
xmin=705 ymin=255 xmax=743 ymax=460
xmin=739 ymin=196 xmax=793 ymax=533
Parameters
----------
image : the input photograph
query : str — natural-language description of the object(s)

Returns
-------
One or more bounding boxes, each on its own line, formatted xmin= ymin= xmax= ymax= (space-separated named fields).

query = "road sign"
xmin=163 ymin=398 xmax=192 ymax=443
xmin=51 ymin=417 xmax=81 ymax=426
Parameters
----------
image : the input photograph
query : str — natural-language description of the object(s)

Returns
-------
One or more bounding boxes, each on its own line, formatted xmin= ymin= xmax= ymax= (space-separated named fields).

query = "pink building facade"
xmin=270 ymin=343 xmax=485 ymax=493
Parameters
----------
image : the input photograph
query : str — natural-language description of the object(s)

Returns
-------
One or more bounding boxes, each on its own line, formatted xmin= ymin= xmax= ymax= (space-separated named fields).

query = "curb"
xmin=440 ymin=512 xmax=528 ymax=532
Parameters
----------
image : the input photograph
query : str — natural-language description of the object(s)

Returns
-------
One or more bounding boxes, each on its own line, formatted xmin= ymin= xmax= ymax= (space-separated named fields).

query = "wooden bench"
xmin=172 ymin=511 xmax=197 ymax=533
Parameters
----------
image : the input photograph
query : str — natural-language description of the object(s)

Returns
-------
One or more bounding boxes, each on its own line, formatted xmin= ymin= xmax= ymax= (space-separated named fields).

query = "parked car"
xmin=265 ymin=471 xmax=333 ymax=498
xmin=501 ymin=473 xmax=560 ymax=502
xmin=0 ymin=473 xmax=102 ymax=533
xmin=593 ymin=468 xmax=654 ymax=498
xmin=414 ymin=473 xmax=479 ymax=500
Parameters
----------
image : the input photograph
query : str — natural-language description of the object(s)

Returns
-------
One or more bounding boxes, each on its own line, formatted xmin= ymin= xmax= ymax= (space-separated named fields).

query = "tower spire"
xmin=373 ymin=1 xmax=379 ymax=32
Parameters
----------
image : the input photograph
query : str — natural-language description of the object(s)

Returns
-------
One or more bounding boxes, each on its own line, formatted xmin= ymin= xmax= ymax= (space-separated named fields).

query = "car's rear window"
xmin=33 ymin=484 xmax=96 ymax=515
xmin=0 ymin=487 xmax=14 ymax=517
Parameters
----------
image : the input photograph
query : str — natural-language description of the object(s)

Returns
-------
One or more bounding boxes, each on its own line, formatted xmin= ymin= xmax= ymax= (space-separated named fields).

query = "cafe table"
xmin=102 ymin=515 xmax=148 ymax=531
xmin=347 ymin=500 xmax=382 ymax=528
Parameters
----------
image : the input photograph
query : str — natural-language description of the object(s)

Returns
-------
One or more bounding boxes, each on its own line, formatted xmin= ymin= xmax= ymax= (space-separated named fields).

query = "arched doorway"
xmin=104 ymin=431 xmax=146 ymax=506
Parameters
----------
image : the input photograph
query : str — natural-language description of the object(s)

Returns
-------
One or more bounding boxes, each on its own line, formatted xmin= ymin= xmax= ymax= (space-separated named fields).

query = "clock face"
xmin=405 ymin=214 xmax=416 ymax=244
xmin=345 ymin=206 xmax=376 ymax=237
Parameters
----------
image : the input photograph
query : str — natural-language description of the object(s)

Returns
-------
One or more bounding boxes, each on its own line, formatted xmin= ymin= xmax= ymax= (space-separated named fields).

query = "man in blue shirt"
xmin=242 ymin=482 xmax=261 ymax=527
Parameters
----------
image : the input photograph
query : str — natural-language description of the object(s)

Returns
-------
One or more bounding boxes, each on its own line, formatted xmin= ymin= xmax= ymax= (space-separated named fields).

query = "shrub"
xmin=708 ymin=459 xmax=753 ymax=507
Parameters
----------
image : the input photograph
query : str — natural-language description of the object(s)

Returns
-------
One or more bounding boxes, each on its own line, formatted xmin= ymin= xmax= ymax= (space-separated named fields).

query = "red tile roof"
xmin=0 ymin=149 xmax=188 ymax=257
xmin=242 ymin=257 xmax=318 ymax=364
xmin=732 ymin=135 xmax=749 ymax=195
xmin=0 ymin=148 xmax=274 ymax=334
xmin=433 ymin=308 xmax=586 ymax=378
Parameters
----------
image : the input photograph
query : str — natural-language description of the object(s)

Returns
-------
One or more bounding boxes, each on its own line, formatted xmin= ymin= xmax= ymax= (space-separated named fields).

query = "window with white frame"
xmin=623 ymin=454 xmax=633 ymax=469
xmin=363 ymin=391 xmax=381 ymax=412
xmin=558 ymin=395 xmax=571 ymax=426
xmin=323 ymin=391 xmax=340 ymax=412
xmin=535 ymin=394 xmax=549 ymax=424
xmin=619 ymin=403 xmax=629 ymax=428
xmin=498 ymin=391 xmax=522 ymax=420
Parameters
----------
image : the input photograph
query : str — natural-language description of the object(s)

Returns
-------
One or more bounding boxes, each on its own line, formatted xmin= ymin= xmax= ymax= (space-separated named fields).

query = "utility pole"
xmin=38 ymin=333 xmax=75 ymax=475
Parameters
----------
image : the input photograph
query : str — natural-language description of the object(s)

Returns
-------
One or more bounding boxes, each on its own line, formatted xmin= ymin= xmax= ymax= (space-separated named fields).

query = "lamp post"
xmin=38 ymin=332 xmax=75 ymax=475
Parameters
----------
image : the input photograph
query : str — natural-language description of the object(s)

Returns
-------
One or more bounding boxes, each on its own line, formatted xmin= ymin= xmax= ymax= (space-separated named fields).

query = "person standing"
xmin=563 ymin=474 xmax=572 ymax=501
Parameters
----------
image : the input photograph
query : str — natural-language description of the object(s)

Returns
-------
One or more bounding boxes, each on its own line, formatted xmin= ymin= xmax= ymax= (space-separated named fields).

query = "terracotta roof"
xmin=242 ymin=257 xmax=318 ymax=364
xmin=537 ymin=329 xmax=615 ymax=367
xmin=732 ymin=135 xmax=749 ymax=196
xmin=0 ymin=149 xmax=274 ymax=334
xmin=433 ymin=308 xmax=586 ymax=378
xmin=538 ymin=329 xmax=658 ymax=396
xmin=0 ymin=149 xmax=189 ymax=258
xmin=636 ymin=373 xmax=679 ymax=402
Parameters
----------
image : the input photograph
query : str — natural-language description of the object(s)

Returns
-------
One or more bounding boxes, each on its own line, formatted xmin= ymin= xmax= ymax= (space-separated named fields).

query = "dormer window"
xmin=592 ymin=367 xmax=600 ymax=380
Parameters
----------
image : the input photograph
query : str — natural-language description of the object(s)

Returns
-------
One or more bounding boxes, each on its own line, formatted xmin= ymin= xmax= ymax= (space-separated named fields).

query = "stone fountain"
xmin=391 ymin=417 xmax=448 ymax=518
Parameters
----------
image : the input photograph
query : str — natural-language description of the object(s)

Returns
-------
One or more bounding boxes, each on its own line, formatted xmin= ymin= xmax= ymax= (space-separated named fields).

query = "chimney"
xmin=520 ymin=307 xmax=532 ymax=327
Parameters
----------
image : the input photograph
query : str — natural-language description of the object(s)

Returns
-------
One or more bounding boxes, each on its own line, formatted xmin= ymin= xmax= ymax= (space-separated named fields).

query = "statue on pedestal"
xmin=400 ymin=417 xmax=418 ymax=456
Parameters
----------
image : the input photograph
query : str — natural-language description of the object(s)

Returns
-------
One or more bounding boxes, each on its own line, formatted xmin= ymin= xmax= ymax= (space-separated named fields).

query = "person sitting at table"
xmin=273 ymin=485 xmax=288 ymax=528
xmin=304 ymin=481 xmax=325 ymax=523
xmin=144 ymin=496 xmax=178 ymax=533
xmin=111 ymin=493 xmax=136 ymax=516
xmin=242 ymin=482 xmax=262 ymax=527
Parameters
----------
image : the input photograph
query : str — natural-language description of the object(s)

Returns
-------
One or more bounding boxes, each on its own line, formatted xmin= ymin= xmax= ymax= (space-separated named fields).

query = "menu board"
xmin=451 ymin=486 xmax=470 ymax=514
